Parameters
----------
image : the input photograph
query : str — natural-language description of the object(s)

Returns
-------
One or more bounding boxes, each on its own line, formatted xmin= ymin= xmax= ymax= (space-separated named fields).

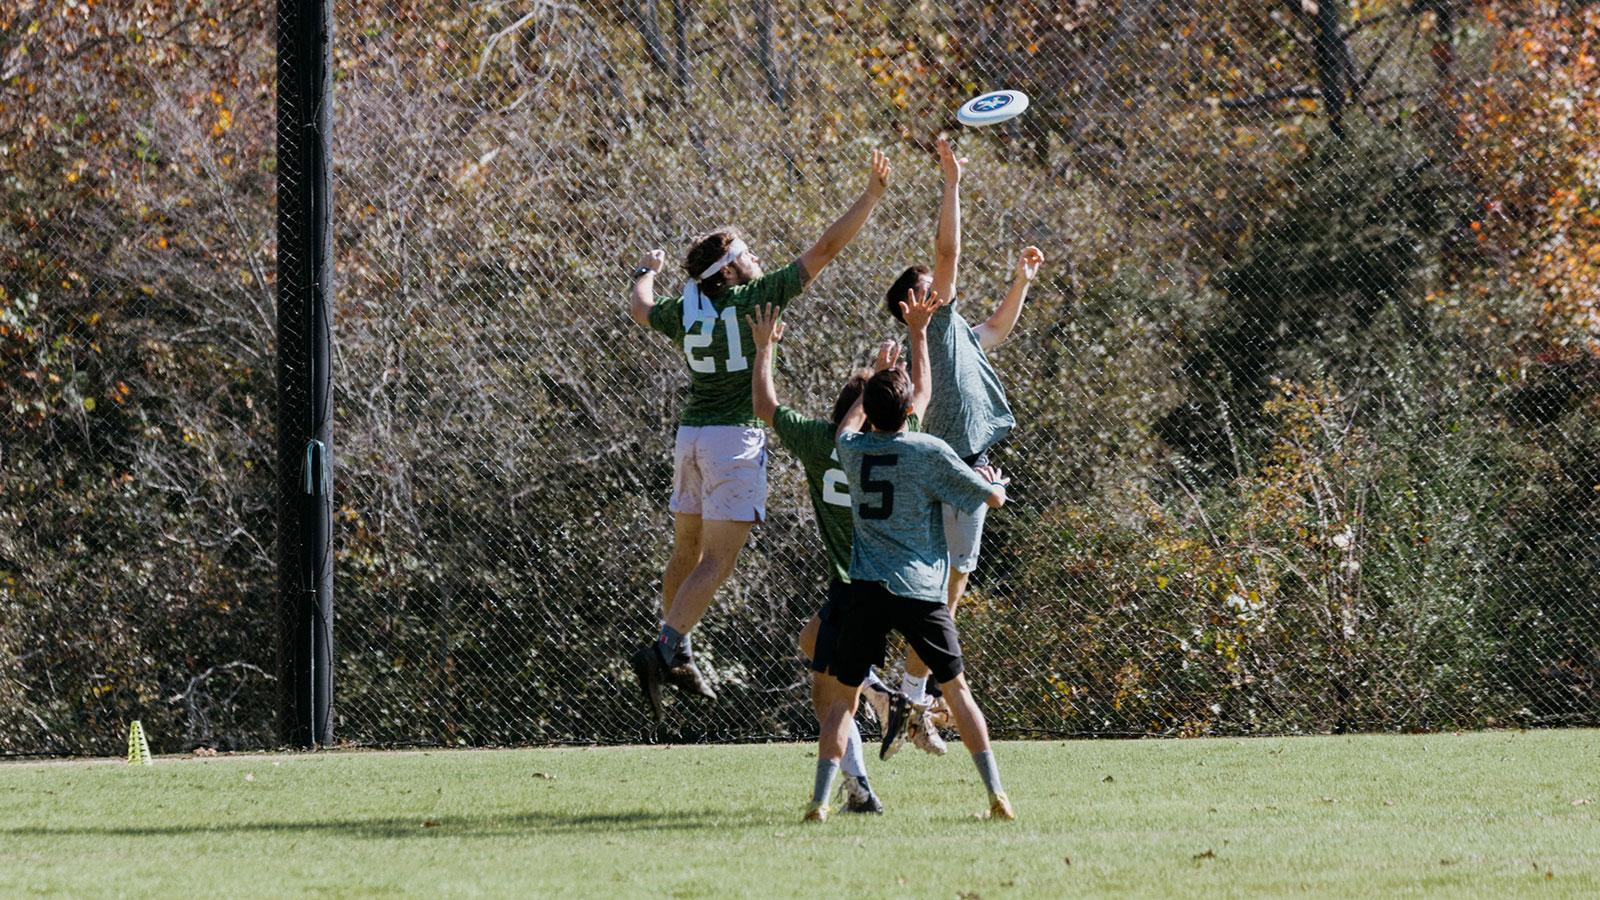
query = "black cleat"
xmin=841 ymin=773 xmax=884 ymax=814
xmin=663 ymin=655 xmax=717 ymax=701
xmin=879 ymin=691 xmax=912 ymax=760
xmin=630 ymin=643 xmax=666 ymax=724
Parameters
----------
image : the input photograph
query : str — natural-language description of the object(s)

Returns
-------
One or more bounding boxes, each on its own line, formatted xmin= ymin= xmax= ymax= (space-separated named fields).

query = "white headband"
xmin=683 ymin=239 xmax=749 ymax=329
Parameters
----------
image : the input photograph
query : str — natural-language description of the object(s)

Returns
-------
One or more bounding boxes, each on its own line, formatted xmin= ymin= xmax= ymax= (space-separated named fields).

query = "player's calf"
xmin=937 ymin=673 xmax=1014 ymax=820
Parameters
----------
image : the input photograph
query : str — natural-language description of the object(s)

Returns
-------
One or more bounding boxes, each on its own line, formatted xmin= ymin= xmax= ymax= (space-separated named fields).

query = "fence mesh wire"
xmin=2 ymin=0 xmax=1597 ymax=755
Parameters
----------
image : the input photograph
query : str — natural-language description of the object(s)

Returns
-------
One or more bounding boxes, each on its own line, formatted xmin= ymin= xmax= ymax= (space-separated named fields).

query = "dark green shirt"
xmin=648 ymin=262 xmax=806 ymax=426
xmin=772 ymin=405 xmax=854 ymax=583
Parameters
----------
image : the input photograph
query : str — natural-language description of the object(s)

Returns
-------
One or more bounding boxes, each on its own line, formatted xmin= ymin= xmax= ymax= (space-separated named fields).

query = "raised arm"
xmin=797 ymin=150 xmax=891 ymax=282
xmin=835 ymin=391 xmax=868 ymax=438
xmin=974 ymin=246 xmax=1044 ymax=350
xmin=628 ymin=249 xmax=666 ymax=328
xmin=898 ymin=288 xmax=943 ymax=419
xmin=931 ymin=136 xmax=965 ymax=303
xmin=749 ymin=303 xmax=784 ymax=426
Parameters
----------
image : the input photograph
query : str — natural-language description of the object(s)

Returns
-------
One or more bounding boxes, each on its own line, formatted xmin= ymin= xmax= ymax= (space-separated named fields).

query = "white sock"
xmin=863 ymin=667 xmax=886 ymax=691
xmin=841 ymin=720 xmax=867 ymax=779
xmin=901 ymin=673 xmax=929 ymax=705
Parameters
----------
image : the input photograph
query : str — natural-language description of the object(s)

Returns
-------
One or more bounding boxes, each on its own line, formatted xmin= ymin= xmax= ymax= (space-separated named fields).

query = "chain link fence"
xmin=3 ymin=0 xmax=1597 ymax=755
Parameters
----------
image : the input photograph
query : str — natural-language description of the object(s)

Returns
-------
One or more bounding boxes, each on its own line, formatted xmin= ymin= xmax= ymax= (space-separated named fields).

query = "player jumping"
xmin=803 ymin=363 xmax=1015 ymax=822
xmin=627 ymin=150 xmax=892 ymax=724
xmin=748 ymin=290 xmax=940 ymax=813
xmin=879 ymin=136 xmax=1043 ymax=753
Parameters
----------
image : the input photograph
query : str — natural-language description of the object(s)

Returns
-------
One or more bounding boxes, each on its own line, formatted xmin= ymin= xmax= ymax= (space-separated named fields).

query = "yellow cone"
xmin=126 ymin=720 xmax=152 ymax=766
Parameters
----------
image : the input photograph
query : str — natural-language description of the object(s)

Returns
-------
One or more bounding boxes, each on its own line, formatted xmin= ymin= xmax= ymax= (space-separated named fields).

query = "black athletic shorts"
xmin=825 ymin=580 xmax=964 ymax=688
xmin=808 ymin=579 xmax=851 ymax=676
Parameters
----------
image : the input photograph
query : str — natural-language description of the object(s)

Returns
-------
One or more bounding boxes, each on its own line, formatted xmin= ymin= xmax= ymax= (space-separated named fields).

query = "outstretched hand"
xmin=750 ymin=303 xmax=784 ymax=347
xmin=975 ymin=464 xmax=1010 ymax=488
xmin=937 ymin=135 xmax=967 ymax=186
xmin=898 ymin=287 xmax=944 ymax=333
xmin=872 ymin=338 xmax=901 ymax=372
xmin=1015 ymin=246 xmax=1044 ymax=282
xmin=866 ymin=148 xmax=891 ymax=199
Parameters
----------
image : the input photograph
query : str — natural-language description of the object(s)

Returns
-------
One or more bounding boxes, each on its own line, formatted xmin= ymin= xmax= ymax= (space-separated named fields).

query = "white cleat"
xmin=908 ymin=702 xmax=948 ymax=756
xmin=987 ymin=792 xmax=1016 ymax=821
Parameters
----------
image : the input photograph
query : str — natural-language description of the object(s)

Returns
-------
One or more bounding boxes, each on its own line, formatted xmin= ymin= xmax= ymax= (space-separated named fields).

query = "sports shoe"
xmin=987 ymin=792 xmax=1016 ymax=821
xmin=802 ymin=801 xmax=829 ymax=823
xmin=908 ymin=703 xmax=948 ymax=756
xmin=861 ymin=681 xmax=897 ymax=727
xmin=630 ymin=643 xmax=666 ymax=724
xmin=839 ymin=773 xmax=884 ymax=814
xmin=662 ymin=656 xmax=717 ymax=701
xmin=879 ymin=691 xmax=912 ymax=760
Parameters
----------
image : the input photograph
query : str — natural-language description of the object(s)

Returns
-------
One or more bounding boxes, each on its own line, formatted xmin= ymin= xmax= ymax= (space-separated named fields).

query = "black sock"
xmin=657 ymin=624 xmax=689 ymax=665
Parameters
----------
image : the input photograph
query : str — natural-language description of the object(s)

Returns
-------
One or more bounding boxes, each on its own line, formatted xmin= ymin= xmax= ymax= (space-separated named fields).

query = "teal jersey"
xmin=834 ymin=429 xmax=994 ymax=603
xmin=648 ymin=262 xmax=806 ymax=426
xmin=772 ymin=406 xmax=922 ymax=584
xmin=916 ymin=300 xmax=1014 ymax=458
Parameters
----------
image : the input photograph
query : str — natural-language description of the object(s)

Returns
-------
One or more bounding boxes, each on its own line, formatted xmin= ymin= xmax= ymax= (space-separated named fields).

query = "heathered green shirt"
xmin=916 ymin=300 xmax=1014 ymax=459
xmin=771 ymin=407 xmax=921 ymax=585
xmin=835 ymin=429 xmax=995 ymax=603
xmin=648 ymin=262 xmax=806 ymax=426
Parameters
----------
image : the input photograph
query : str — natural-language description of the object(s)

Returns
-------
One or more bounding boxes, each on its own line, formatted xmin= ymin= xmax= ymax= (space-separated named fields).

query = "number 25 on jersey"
xmin=683 ymin=307 xmax=749 ymax=374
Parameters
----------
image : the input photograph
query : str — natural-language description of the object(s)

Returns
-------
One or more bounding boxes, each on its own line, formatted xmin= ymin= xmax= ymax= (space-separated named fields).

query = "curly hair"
xmin=683 ymin=229 xmax=746 ymax=296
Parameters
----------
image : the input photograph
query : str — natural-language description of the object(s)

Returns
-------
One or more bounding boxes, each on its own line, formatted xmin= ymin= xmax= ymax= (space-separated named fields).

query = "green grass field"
xmin=3 ymin=730 xmax=1597 ymax=897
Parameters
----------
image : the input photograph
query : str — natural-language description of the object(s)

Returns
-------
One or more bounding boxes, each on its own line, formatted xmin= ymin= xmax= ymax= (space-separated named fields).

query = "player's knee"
xmin=939 ymin=672 xmax=971 ymax=698
xmin=701 ymin=548 xmax=741 ymax=581
xmin=668 ymin=539 xmax=702 ymax=567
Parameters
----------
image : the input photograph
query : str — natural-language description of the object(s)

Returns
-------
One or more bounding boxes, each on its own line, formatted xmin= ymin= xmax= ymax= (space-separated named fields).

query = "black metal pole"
xmin=276 ymin=0 xmax=335 ymax=748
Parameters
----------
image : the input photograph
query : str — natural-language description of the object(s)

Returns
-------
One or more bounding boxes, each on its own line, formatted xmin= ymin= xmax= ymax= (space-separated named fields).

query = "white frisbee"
xmin=956 ymin=90 xmax=1030 ymax=127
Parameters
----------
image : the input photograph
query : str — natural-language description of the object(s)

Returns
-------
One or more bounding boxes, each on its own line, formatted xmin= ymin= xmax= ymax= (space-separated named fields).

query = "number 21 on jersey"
xmin=683 ymin=307 xmax=748 ymax=374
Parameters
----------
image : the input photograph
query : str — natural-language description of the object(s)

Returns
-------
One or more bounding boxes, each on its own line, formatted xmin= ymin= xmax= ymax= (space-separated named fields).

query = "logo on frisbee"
xmin=972 ymin=94 xmax=1013 ymax=113
xmin=956 ymin=89 xmax=1030 ymax=127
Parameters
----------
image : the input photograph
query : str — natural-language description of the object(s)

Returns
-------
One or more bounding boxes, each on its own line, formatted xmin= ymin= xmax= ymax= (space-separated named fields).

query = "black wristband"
xmin=632 ymin=266 xmax=654 ymax=280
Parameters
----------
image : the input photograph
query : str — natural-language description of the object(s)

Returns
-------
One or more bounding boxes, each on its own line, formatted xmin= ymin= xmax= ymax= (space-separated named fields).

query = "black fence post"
xmin=275 ymin=0 xmax=335 ymax=748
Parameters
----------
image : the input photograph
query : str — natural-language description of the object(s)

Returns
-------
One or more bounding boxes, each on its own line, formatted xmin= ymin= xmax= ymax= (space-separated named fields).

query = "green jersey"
xmin=771 ymin=406 xmax=918 ymax=585
xmin=648 ymin=262 xmax=807 ymax=426
xmin=771 ymin=405 xmax=855 ymax=583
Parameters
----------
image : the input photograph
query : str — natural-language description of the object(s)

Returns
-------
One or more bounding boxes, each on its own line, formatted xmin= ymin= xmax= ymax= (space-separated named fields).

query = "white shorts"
xmin=670 ymin=425 xmax=767 ymax=522
xmin=942 ymin=500 xmax=989 ymax=575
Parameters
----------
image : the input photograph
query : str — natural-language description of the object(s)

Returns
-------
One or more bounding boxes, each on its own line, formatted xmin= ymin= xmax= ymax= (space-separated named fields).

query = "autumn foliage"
xmin=2 ymin=0 xmax=1596 ymax=754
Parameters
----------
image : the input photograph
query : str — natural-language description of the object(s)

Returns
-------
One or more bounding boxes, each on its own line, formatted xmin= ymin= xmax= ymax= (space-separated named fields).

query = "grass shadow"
xmin=0 ymin=807 xmax=763 ymax=840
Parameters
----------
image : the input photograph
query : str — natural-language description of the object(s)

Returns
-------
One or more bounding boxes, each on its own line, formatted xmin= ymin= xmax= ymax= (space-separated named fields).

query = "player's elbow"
xmin=800 ymin=245 xmax=838 ymax=277
xmin=628 ymin=301 xmax=653 ymax=328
